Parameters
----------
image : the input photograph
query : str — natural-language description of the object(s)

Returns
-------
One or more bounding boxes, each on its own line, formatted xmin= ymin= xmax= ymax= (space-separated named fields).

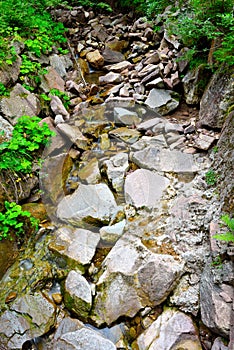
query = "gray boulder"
xmin=0 ymin=84 xmax=41 ymax=124
xmin=114 ymin=107 xmax=141 ymax=126
xmin=136 ymin=309 xmax=202 ymax=350
xmin=145 ymin=88 xmax=180 ymax=115
xmin=57 ymin=183 xmax=118 ymax=226
xmin=124 ymin=169 xmax=170 ymax=208
xmin=103 ymin=152 xmax=129 ymax=192
xmin=63 ymin=270 xmax=92 ymax=319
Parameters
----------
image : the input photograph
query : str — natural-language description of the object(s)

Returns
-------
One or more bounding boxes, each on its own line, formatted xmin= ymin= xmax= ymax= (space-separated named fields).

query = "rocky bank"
xmin=0 ymin=5 xmax=233 ymax=350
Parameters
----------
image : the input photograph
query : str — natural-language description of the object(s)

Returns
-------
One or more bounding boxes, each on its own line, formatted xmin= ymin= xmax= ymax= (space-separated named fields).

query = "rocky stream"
xmin=0 ymin=5 xmax=233 ymax=350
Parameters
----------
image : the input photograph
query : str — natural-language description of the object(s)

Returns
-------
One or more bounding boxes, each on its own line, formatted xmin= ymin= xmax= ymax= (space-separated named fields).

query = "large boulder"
xmin=144 ymin=89 xmax=180 ymax=115
xmin=92 ymin=236 xmax=184 ymax=326
xmin=57 ymin=183 xmax=118 ymax=226
xmin=199 ymin=65 xmax=234 ymax=128
xmin=0 ymin=84 xmax=41 ymax=124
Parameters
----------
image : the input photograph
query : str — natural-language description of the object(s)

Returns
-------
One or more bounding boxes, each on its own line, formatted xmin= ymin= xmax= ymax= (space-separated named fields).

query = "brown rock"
xmin=102 ymin=47 xmax=125 ymax=64
xmin=86 ymin=50 xmax=104 ymax=69
xmin=41 ymin=66 xmax=65 ymax=92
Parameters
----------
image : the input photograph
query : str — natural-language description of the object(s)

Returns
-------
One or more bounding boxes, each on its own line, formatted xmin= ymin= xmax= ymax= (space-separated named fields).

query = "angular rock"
xmin=132 ymin=146 xmax=199 ymax=173
xmin=99 ymin=72 xmax=123 ymax=85
xmin=105 ymin=61 xmax=132 ymax=72
xmin=0 ymin=115 xmax=13 ymax=142
xmin=145 ymin=77 xmax=164 ymax=89
xmin=49 ymin=226 xmax=100 ymax=268
xmin=92 ymin=237 xmax=184 ymax=326
xmin=0 ymin=84 xmax=41 ymax=124
xmin=50 ymin=54 xmax=73 ymax=78
xmin=200 ymin=261 xmax=233 ymax=337
xmin=124 ymin=169 xmax=170 ymax=208
xmin=102 ymin=47 xmax=125 ymax=64
xmin=53 ymin=327 xmax=116 ymax=350
xmin=103 ymin=152 xmax=129 ymax=192
xmin=114 ymin=107 xmax=141 ymax=126
xmin=86 ymin=50 xmax=104 ymax=69
xmin=78 ymin=158 xmax=101 ymax=184
xmin=211 ymin=337 xmax=228 ymax=350
xmin=182 ymin=65 xmax=210 ymax=105
xmin=105 ymin=97 xmax=135 ymax=108
xmin=100 ymin=220 xmax=126 ymax=244
xmin=40 ymin=66 xmax=65 ymax=92
xmin=136 ymin=309 xmax=202 ymax=350
xmin=0 ymin=293 xmax=56 ymax=349
xmin=137 ymin=117 xmax=163 ymax=131
xmin=50 ymin=95 xmax=70 ymax=120
xmin=199 ymin=65 xmax=234 ymax=128
xmin=194 ymin=133 xmax=215 ymax=150
xmin=109 ymin=127 xmax=140 ymax=144
xmin=57 ymin=183 xmax=118 ymax=226
xmin=63 ymin=270 xmax=92 ymax=318
xmin=57 ymin=123 xmax=88 ymax=150
xmin=0 ymin=56 xmax=21 ymax=85
xmin=145 ymin=88 xmax=180 ymax=115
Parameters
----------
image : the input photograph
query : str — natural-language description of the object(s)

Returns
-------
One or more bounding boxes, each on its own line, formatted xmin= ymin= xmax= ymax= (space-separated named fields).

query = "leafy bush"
xmin=0 ymin=116 xmax=54 ymax=174
xmin=213 ymin=215 xmax=234 ymax=243
xmin=0 ymin=201 xmax=38 ymax=241
xmin=205 ymin=169 xmax=218 ymax=186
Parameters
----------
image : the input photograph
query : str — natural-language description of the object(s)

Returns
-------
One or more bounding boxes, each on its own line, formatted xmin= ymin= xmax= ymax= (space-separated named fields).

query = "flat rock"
xmin=40 ymin=66 xmax=65 ymax=92
xmin=57 ymin=123 xmax=88 ymax=150
xmin=0 ymin=84 xmax=41 ymax=124
xmin=145 ymin=88 xmax=180 ymax=115
xmin=105 ymin=97 xmax=135 ymax=108
xmin=102 ymin=47 xmax=125 ymax=64
xmin=0 ymin=293 xmax=56 ymax=349
xmin=52 ymin=327 xmax=116 ymax=350
xmin=109 ymin=127 xmax=140 ymax=144
xmin=114 ymin=107 xmax=141 ymax=126
xmin=99 ymin=72 xmax=123 ymax=85
xmin=57 ymin=183 xmax=118 ymax=226
xmin=49 ymin=226 xmax=100 ymax=268
xmin=136 ymin=309 xmax=202 ymax=350
xmin=194 ymin=133 xmax=215 ymax=150
xmin=124 ymin=169 xmax=170 ymax=208
xmin=105 ymin=61 xmax=132 ymax=72
xmin=132 ymin=146 xmax=199 ymax=173
xmin=63 ymin=270 xmax=92 ymax=319
xmin=92 ymin=237 xmax=184 ymax=326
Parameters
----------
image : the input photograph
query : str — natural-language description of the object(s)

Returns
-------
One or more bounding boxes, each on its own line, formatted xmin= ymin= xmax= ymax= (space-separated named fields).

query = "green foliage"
xmin=0 ymin=116 xmax=54 ymax=174
xmin=0 ymin=201 xmax=38 ymax=241
xmin=211 ymin=255 xmax=223 ymax=268
xmin=69 ymin=0 xmax=112 ymax=11
xmin=19 ymin=54 xmax=48 ymax=86
xmin=213 ymin=215 xmax=234 ymax=243
xmin=0 ymin=83 xmax=10 ymax=97
xmin=50 ymin=88 xmax=71 ymax=109
xmin=205 ymin=169 xmax=218 ymax=186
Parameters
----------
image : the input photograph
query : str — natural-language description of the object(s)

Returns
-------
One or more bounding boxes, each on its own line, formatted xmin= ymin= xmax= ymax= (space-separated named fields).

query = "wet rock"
xmin=105 ymin=61 xmax=132 ymax=72
xmin=132 ymin=146 xmax=199 ymax=173
xmin=0 ymin=115 xmax=13 ymax=142
xmin=136 ymin=309 xmax=202 ymax=350
xmin=49 ymin=226 xmax=100 ymax=269
xmin=145 ymin=88 xmax=180 ymax=115
xmin=124 ymin=169 xmax=170 ymax=208
xmin=100 ymin=220 xmax=126 ymax=244
xmin=114 ymin=107 xmax=141 ymax=126
xmin=0 ymin=56 xmax=21 ymax=85
xmin=86 ymin=50 xmax=104 ymax=69
xmin=57 ymin=183 xmax=118 ymax=226
xmin=57 ymin=123 xmax=88 ymax=150
xmin=182 ymin=65 xmax=211 ymax=105
xmin=199 ymin=64 xmax=234 ymax=128
xmin=103 ymin=152 xmax=129 ymax=192
xmin=50 ymin=95 xmax=70 ymax=120
xmin=78 ymin=157 xmax=101 ymax=184
xmin=102 ymin=47 xmax=125 ymax=64
xmin=200 ymin=261 xmax=233 ymax=337
xmin=63 ymin=270 xmax=92 ymax=319
xmin=50 ymin=54 xmax=73 ymax=78
xmin=109 ymin=127 xmax=140 ymax=144
xmin=105 ymin=96 xmax=135 ymax=108
xmin=92 ymin=236 xmax=184 ymax=326
xmin=99 ymin=72 xmax=123 ymax=85
xmin=194 ymin=133 xmax=215 ymax=150
xmin=0 ymin=293 xmax=56 ymax=349
xmin=53 ymin=327 xmax=116 ymax=350
xmin=0 ymin=83 xmax=41 ymax=124
xmin=40 ymin=66 xmax=65 ymax=92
